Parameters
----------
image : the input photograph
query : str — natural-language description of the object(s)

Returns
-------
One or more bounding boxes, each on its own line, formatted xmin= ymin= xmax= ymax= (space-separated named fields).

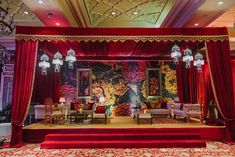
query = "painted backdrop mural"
xmin=61 ymin=61 xmax=176 ymax=116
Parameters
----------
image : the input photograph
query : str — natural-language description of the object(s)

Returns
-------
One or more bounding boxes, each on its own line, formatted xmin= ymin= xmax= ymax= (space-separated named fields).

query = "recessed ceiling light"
xmin=195 ymin=23 xmax=199 ymax=26
xmin=24 ymin=11 xmax=29 ymax=15
xmin=111 ymin=11 xmax=116 ymax=15
xmin=218 ymin=1 xmax=224 ymax=5
xmin=38 ymin=0 xmax=43 ymax=4
xmin=133 ymin=11 xmax=138 ymax=15
xmin=56 ymin=23 xmax=60 ymax=26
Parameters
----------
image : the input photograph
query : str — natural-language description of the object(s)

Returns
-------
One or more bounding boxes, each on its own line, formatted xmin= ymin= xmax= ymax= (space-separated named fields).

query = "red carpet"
xmin=41 ymin=132 xmax=206 ymax=149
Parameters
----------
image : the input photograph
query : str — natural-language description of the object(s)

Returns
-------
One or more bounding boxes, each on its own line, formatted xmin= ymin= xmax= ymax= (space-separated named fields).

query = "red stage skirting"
xmin=23 ymin=127 xmax=225 ymax=143
xmin=40 ymin=132 xmax=207 ymax=149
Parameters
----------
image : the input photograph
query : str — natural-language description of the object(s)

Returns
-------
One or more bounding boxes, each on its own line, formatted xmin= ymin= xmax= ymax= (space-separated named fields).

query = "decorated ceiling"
xmin=82 ymin=0 xmax=174 ymax=27
xmin=1 ymin=0 xmax=235 ymax=52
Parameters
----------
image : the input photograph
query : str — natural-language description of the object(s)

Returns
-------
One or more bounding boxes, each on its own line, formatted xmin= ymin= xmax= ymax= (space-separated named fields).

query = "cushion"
xmin=144 ymin=102 xmax=152 ymax=109
xmin=95 ymin=106 xmax=106 ymax=113
xmin=74 ymin=103 xmax=82 ymax=110
xmin=180 ymin=103 xmax=184 ymax=110
xmin=161 ymin=102 xmax=167 ymax=109
xmin=84 ymin=102 xmax=95 ymax=110
xmin=151 ymin=103 xmax=161 ymax=109
xmin=70 ymin=102 xmax=75 ymax=110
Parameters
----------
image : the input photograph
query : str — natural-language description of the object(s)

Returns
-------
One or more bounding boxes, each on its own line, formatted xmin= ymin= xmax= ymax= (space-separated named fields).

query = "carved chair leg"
xmin=187 ymin=117 xmax=190 ymax=123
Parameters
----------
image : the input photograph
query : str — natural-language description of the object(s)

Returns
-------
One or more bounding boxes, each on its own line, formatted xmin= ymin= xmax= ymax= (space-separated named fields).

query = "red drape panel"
xmin=176 ymin=61 xmax=183 ymax=102
xmin=38 ymin=40 xmax=201 ymax=59
xmin=38 ymin=40 xmax=174 ymax=57
xmin=232 ymin=60 xmax=235 ymax=101
xmin=176 ymin=62 xmax=199 ymax=104
xmin=176 ymin=41 xmax=202 ymax=104
xmin=189 ymin=66 xmax=199 ymax=103
xmin=197 ymin=64 xmax=214 ymax=118
xmin=206 ymin=40 xmax=235 ymax=141
xmin=10 ymin=40 xmax=38 ymax=147
xmin=31 ymin=65 xmax=61 ymax=104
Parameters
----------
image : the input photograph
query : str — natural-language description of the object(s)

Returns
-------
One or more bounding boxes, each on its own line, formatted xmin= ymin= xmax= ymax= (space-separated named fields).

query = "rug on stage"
xmin=1 ymin=141 xmax=234 ymax=157
xmin=140 ymin=117 xmax=191 ymax=124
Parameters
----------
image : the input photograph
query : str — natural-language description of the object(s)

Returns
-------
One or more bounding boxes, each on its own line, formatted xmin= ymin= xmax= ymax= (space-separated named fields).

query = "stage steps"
xmin=41 ymin=132 xmax=206 ymax=149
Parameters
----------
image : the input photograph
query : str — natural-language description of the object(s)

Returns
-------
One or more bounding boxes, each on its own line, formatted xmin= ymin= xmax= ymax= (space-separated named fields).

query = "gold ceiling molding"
xmin=83 ymin=0 xmax=174 ymax=27
xmin=15 ymin=34 xmax=229 ymax=42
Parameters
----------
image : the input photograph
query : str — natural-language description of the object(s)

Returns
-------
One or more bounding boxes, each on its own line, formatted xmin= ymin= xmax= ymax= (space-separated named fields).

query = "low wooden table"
xmin=70 ymin=111 xmax=88 ymax=124
xmin=137 ymin=112 xmax=153 ymax=125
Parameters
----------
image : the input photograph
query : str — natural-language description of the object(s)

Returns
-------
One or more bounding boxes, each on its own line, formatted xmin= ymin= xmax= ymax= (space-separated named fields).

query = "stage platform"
xmin=23 ymin=116 xmax=225 ymax=143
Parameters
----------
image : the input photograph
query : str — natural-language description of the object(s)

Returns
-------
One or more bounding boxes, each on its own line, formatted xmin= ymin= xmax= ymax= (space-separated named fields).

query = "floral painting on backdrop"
xmin=60 ymin=61 xmax=177 ymax=116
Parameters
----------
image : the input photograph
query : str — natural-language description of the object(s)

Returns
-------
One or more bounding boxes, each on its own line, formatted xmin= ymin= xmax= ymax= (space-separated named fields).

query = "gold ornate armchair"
xmin=44 ymin=97 xmax=64 ymax=126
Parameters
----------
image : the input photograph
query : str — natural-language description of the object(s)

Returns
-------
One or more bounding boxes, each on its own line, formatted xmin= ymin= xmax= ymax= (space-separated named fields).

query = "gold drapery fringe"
xmin=15 ymin=34 xmax=229 ymax=42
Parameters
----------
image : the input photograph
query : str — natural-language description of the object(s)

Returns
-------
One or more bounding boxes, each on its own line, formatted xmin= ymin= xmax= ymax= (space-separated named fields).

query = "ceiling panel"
xmin=184 ymin=0 xmax=235 ymax=27
xmin=83 ymin=0 xmax=175 ymax=27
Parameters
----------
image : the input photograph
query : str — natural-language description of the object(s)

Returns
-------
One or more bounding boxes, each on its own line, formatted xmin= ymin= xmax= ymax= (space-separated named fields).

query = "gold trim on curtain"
xmin=16 ymin=34 xmax=229 ymax=42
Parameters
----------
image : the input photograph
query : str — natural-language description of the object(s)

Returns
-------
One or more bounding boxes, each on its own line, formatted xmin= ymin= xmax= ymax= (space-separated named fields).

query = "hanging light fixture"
xmin=171 ymin=44 xmax=204 ymax=71
xmin=0 ymin=1 xmax=15 ymax=36
xmin=182 ymin=48 xmax=193 ymax=68
xmin=52 ymin=51 xmax=63 ymax=72
xmin=193 ymin=52 xmax=204 ymax=72
xmin=65 ymin=49 xmax=76 ymax=69
xmin=38 ymin=54 xmax=50 ymax=75
xmin=171 ymin=45 xmax=182 ymax=64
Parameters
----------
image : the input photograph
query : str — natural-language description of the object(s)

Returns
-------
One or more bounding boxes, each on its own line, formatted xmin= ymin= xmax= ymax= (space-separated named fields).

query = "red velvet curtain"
xmin=176 ymin=63 xmax=199 ymax=104
xmin=196 ymin=64 xmax=214 ymax=118
xmin=232 ymin=60 xmax=235 ymax=101
xmin=39 ymin=40 xmax=197 ymax=59
xmin=206 ymin=40 xmax=235 ymax=141
xmin=176 ymin=41 xmax=202 ymax=104
xmin=38 ymin=40 xmax=174 ymax=58
xmin=31 ymin=65 xmax=61 ymax=104
xmin=10 ymin=40 xmax=38 ymax=147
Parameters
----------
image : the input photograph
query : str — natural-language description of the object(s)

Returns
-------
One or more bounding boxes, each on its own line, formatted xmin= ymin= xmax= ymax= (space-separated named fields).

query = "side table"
xmin=137 ymin=112 xmax=153 ymax=125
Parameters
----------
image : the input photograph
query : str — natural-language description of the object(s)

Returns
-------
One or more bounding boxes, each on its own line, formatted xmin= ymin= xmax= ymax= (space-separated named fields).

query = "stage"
xmin=23 ymin=116 xmax=225 ymax=143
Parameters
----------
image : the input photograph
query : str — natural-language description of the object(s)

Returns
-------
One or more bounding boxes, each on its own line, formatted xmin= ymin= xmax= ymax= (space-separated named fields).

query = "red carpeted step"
xmin=41 ymin=139 xmax=206 ymax=149
xmin=45 ymin=133 xmax=202 ymax=141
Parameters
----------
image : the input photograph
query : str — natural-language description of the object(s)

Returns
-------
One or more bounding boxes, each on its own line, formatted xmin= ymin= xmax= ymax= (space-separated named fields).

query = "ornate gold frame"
xmin=146 ymin=68 xmax=162 ymax=99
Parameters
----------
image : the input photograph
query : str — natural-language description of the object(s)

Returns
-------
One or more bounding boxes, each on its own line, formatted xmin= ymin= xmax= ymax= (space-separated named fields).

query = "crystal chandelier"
xmin=0 ymin=1 xmax=15 ymax=36
xmin=65 ymin=49 xmax=76 ymax=69
xmin=52 ymin=51 xmax=63 ymax=72
xmin=171 ymin=45 xmax=182 ymax=64
xmin=182 ymin=48 xmax=193 ymax=68
xmin=171 ymin=45 xmax=204 ymax=71
xmin=38 ymin=54 xmax=50 ymax=75
xmin=193 ymin=52 xmax=204 ymax=72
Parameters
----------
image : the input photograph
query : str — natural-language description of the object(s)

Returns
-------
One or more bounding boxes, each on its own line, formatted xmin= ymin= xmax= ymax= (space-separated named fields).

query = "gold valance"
xmin=15 ymin=34 xmax=229 ymax=42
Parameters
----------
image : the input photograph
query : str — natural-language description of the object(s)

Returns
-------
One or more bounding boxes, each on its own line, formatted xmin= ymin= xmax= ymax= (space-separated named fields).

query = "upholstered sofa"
xmin=146 ymin=103 xmax=172 ymax=117
xmin=173 ymin=103 xmax=202 ymax=123
xmin=134 ymin=101 xmax=172 ymax=118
